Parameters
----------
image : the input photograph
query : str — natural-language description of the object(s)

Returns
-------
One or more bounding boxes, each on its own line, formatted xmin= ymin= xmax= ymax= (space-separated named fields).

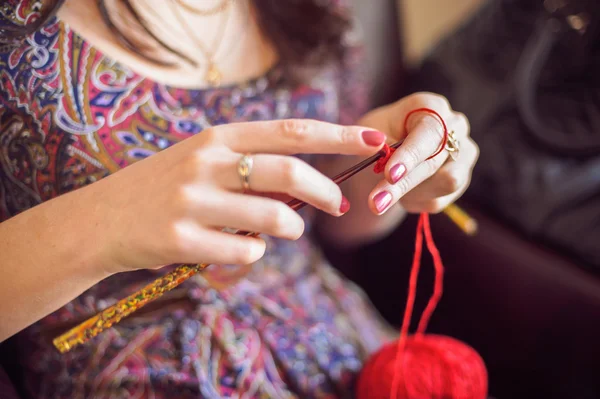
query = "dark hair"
xmin=1 ymin=0 xmax=351 ymax=70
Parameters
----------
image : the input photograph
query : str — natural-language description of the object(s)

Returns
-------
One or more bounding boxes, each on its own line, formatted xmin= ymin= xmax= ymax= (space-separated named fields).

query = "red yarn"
xmin=374 ymin=144 xmax=393 ymax=174
xmin=357 ymin=335 xmax=488 ymax=399
xmin=374 ymin=108 xmax=449 ymax=175
xmin=404 ymin=108 xmax=450 ymax=160
xmin=357 ymin=108 xmax=488 ymax=399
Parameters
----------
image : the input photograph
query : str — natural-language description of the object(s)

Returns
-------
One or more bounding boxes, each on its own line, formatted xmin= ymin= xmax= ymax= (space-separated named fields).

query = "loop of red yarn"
xmin=358 ymin=108 xmax=488 ymax=399
xmin=404 ymin=108 xmax=450 ymax=161
xmin=373 ymin=144 xmax=393 ymax=174
xmin=373 ymin=108 xmax=450 ymax=175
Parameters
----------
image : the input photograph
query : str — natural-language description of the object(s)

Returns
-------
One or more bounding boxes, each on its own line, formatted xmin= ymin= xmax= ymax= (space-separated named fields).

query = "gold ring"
xmin=237 ymin=154 xmax=253 ymax=191
xmin=445 ymin=130 xmax=460 ymax=161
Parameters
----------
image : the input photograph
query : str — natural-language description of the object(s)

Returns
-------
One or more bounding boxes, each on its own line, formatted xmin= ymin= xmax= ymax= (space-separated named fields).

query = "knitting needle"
xmin=53 ymin=145 xmax=398 ymax=353
xmin=289 ymin=141 xmax=478 ymax=237
xmin=52 ymin=141 xmax=475 ymax=353
xmin=286 ymin=141 xmax=404 ymax=211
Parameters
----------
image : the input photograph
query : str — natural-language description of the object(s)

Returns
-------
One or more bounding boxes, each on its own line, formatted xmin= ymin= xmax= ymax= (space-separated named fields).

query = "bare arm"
xmin=0 ymin=185 xmax=111 ymax=342
xmin=0 ymin=118 xmax=388 ymax=342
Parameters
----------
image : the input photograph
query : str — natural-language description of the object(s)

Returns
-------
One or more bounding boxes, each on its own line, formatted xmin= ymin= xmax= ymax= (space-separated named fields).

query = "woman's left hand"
xmin=359 ymin=92 xmax=479 ymax=215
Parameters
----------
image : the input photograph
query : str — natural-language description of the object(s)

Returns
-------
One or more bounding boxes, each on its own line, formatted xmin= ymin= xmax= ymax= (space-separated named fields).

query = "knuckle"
xmin=426 ymin=155 xmax=445 ymax=175
xmin=426 ymin=159 xmax=441 ymax=176
xmin=471 ymin=140 xmax=481 ymax=161
xmin=189 ymin=147 xmax=231 ymax=181
xmin=439 ymin=170 xmax=463 ymax=194
xmin=402 ymin=144 xmax=422 ymax=167
xmin=326 ymin=182 xmax=342 ymax=212
xmin=424 ymin=117 xmax=446 ymax=140
xmin=189 ymin=148 xmax=211 ymax=170
xmin=280 ymin=157 xmax=303 ymax=188
xmin=427 ymin=93 xmax=452 ymax=111
xmin=183 ymin=151 xmax=211 ymax=182
xmin=424 ymin=199 xmax=446 ymax=214
xmin=395 ymin=175 xmax=412 ymax=196
xmin=281 ymin=119 xmax=309 ymax=141
xmin=199 ymin=127 xmax=221 ymax=146
xmin=410 ymin=92 xmax=451 ymax=111
xmin=166 ymin=220 xmax=194 ymax=259
xmin=454 ymin=112 xmax=470 ymax=132
xmin=264 ymin=204 xmax=290 ymax=236
xmin=176 ymin=185 xmax=196 ymax=210
xmin=290 ymin=219 xmax=305 ymax=240
xmin=432 ymin=94 xmax=452 ymax=111
xmin=230 ymin=242 xmax=262 ymax=265
xmin=336 ymin=124 xmax=351 ymax=146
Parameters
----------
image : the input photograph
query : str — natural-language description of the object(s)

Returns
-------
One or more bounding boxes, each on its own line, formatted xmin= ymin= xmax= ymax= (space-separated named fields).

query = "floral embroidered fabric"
xmin=0 ymin=3 xmax=395 ymax=398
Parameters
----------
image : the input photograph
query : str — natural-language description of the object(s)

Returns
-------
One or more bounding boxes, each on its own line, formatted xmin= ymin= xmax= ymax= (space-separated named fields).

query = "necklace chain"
xmin=169 ymin=0 xmax=232 ymax=86
xmin=174 ymin=0 xmax=231 ymax=17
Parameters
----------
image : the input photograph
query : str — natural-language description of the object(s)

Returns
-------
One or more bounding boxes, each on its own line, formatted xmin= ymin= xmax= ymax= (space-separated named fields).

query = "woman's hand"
xmin=92 ymin=119 xmax=386 ymax=274
xmin=359 ymin=92 xmax=479 ymax=215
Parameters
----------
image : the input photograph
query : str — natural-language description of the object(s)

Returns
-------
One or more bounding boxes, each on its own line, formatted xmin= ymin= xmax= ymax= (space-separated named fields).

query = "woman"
xmin=0 ymin=0 xmax=478 ymax=397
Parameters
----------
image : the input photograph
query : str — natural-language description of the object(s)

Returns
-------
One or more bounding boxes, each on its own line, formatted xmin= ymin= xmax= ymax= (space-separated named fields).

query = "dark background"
xmin=325 ymin=1 xmax=600 ymax=398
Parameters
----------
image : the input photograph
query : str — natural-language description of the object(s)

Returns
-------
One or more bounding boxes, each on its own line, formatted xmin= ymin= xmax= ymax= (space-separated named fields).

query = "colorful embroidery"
xmin=0 ymin=10 xmax=394 ymax=399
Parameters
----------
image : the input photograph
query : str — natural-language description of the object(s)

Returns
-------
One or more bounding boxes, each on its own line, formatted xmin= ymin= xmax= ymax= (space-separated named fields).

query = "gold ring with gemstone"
xmin=237 ymin=154 xmax=253 ymax=191
xmin=445 ymin=130 xmax=460 ymax=161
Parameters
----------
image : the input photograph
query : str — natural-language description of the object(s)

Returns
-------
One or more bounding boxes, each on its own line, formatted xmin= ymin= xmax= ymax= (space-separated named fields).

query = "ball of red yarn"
xmin=363 ymin=109 xmax=489 ymax=399
xmin=357 ymin=334 xmax=488 ymax=399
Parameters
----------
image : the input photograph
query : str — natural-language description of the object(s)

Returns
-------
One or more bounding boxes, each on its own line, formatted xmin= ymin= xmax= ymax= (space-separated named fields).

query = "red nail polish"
xmin=374 ymin=191 xmax=392 ymax=213
xmin=390 ymin=163 xmax=407 ymax=184
xmin=339 ymin=196 xmax=351 ymax=214
xmin=362 ymin=130 xmax=385 ymax=146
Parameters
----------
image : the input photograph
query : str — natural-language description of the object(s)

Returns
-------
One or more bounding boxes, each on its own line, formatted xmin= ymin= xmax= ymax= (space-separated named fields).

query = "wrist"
xmin=44 ymin=184 xmax=118 ymax=279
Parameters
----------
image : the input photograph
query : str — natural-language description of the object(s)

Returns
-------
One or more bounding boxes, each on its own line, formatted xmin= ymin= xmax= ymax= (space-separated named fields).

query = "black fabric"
xmin=404 ymin=0 xmax=600 ymax=272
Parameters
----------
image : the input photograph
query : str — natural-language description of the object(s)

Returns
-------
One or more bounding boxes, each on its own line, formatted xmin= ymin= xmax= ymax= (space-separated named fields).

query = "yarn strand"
xmin=359 ymin=108 xmax=488 ymax=399
xmin=416 ymin=213 xmax=445 ymax=336
xmin=404 ymin=108 xmax=450 ymax=160
xmin=390 ymin=213 xmax=425 ymax=398
xmin=373 ymin=108 xmax=449 ymax=398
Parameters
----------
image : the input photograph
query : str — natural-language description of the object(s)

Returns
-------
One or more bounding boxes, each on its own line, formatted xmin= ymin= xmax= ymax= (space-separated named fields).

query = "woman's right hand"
xmin=90 ymin=119 xmax=386 ymax=274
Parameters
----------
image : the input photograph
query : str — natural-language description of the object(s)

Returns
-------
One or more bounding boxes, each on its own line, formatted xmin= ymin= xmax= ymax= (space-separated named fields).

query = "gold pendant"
xmin=206 ymin=63 xmax=222 ymax=87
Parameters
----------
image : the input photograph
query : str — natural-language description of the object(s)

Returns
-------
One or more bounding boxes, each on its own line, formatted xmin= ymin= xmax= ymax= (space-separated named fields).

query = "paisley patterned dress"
xmin=1 ymin=2 xmax=396 ymax=398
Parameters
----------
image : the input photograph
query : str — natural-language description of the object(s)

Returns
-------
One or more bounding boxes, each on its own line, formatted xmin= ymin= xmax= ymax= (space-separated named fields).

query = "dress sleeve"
xmin=0 ymin=0 xmax=63 ymax=48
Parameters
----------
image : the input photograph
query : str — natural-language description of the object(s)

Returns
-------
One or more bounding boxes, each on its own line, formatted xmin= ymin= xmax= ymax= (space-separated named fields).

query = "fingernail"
xmin=339 ymin=196 xmax=351 ymax=214
xmin=374 ymin=191 xmax=392 ymax=213
xmin=362 ymin=130 xmax=385 ymax=146
xmin=389 ymin=163 xmax=407 ymax=184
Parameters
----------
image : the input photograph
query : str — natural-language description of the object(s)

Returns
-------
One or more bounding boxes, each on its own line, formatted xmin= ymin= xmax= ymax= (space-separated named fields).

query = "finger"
xmin=212 ymin=119 xmax=386 ymax=156
xmin=401 ymin=175 xmax=472 ymax=214
xmin=172 ymin=221 xmax=267 ymax=265
xmin=384 ymin=112 xmax=449 ymax=185
xmin=401 ymin=137 xmax=478 ymax=202
xmin=368 ymin=154 xmax=447 ymax=215
xmin=401 ymin=192 xmax=465 ymax=215
xmin=182 ymin=188 xmax=306 ymax=240
xmin=217 ymin=153 xmax=349 ymax=216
